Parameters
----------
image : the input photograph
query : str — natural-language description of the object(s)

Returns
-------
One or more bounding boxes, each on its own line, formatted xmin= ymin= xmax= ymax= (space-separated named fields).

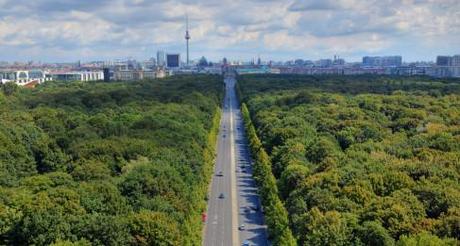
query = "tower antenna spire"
xmin=185 ymin=14 xmax=191 ymax=66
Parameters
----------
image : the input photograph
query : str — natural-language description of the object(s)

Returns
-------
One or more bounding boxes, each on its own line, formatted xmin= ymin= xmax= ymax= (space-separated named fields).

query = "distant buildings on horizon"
xmin=1 ymin=53 xmax=460 ymax=87
xmin=235 ymin=54 xmax=460 ymax=78
xmin=362 ymin=56 xmax=402 ymax=67
xmin=436 ymin=55 xmax=460 ymax=67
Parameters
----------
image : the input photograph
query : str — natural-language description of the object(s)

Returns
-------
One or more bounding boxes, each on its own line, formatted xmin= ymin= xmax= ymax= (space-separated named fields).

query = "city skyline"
xmin=0 ymin=0 xmax=459 ymax=62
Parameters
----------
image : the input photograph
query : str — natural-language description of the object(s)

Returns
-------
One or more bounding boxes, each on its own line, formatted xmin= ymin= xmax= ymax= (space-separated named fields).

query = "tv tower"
xmin=185 ymin=15 xmax=191 ymax=65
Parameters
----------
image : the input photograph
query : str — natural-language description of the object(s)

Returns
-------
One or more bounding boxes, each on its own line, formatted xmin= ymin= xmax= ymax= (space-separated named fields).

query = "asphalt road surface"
xmin=203 ymin=74 xmax=269 ymax=246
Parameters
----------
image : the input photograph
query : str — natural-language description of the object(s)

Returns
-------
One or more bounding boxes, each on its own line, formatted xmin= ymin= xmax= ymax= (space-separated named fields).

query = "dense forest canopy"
xmin=238 ymin=74 xmax=460 ymax=245
xmin=0 ymin=75 xmax=223 ymax=245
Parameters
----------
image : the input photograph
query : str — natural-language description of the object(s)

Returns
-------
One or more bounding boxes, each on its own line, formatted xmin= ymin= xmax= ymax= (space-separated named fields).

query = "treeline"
xmin=238 ymin=74 xmax=460 ymax=245
xmin=0 ymin=75 xmax=223 ymax=245
xmin=238 ymin=74 xmax=460 ymax=103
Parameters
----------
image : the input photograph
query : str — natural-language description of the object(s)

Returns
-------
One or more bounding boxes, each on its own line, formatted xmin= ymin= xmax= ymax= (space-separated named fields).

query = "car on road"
xmin=238 ymin=224 xmax=245 ymax=231
xmin=223 ymin=134 xmax=226 ymax=138
xmin=216 ymin=171 xmax=223 ymax=176
xmin=219 ymin=193 xmax=225 ymax=199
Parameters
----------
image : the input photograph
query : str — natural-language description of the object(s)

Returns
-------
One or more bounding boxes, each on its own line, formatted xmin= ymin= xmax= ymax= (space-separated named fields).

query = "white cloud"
xmin=0 ymin=0 xmax=458 ymax=62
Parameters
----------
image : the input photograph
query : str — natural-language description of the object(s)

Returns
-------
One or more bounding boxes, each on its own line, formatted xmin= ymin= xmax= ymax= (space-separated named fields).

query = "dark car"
xmin=219 ymin=193 xmax=225 ymax=199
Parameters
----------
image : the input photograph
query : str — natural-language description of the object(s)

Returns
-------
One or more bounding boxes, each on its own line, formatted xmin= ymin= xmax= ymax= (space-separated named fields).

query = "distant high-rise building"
xmin=437 ymin=55 xmax=460 ymax=66
xmin=103 ymin=68 xmax=110 ymax=82
xmin=362 ymin=56 xmax=402 ymax=67
xmin=157 ymin=51 xmax=166 ymax=67
xmin=436 ymin=56 xmax=452 ymax=66
xmin=185 ymin=15 xmax=191 ymax=66
xmin=166 ymin=54 xmax=180 ymax=68
xmin=452 ymin=55 xmax=460 ymax=66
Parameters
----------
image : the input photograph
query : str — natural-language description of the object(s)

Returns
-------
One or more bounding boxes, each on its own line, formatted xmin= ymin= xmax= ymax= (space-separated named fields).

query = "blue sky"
xmin=0 ymin=0 xmax=458 ymax=62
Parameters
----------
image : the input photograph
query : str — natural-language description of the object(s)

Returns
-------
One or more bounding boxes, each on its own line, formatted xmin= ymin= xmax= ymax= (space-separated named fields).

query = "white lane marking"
xmin=229 ymin=78 xmax=239 ymax=246
xmin=221 ymin=94 xmax=228 ymax=246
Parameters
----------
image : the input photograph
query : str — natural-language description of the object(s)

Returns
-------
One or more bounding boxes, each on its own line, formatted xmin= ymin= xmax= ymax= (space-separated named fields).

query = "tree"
xmin=436 ymin=207 xmax=460 ymax=239
xmin=306 ymin=136 xmax=341 ymax=165
xmin=396 ymin=232 xmax=456 ymax=246
xmin=128 ymin=211 xmax=181 ymax=246
xmin=303 ymin=208 xmax=350 ymax=245
xmin=71 ymin=160 xmax=112 ymax=181
xmin=0 ymin=204 xmax=21 ymax=236
xmin=357 ymin=221 xmax=395 ymax=246
xmin=71 ymin=214 xmax=132 ymax=246
xmin=77 ymin=182 xmax=130 ymax=215
xmin=279 ymin=164 xmax=310 ymax=199
xmin=2 ymin=82 xmax=18 ymax=96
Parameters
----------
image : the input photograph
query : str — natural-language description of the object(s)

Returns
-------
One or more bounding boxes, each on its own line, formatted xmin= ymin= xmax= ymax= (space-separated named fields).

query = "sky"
xmin=0 ymin=0 xmax=459 ymax=63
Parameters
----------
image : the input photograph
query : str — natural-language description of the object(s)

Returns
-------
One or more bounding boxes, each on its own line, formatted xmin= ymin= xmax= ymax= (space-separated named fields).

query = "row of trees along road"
xmin=241 ymin=103 xmax=296 ymax=246
xmin=0 ymin=75 xmax=223 ymax=245
xmin=238 ymin=74 xmax=460 ymax=246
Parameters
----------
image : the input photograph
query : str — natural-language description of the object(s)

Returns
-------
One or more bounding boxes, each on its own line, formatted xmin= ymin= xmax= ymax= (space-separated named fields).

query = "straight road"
xmin=203 ymin=74 xmax=268 ymax=246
